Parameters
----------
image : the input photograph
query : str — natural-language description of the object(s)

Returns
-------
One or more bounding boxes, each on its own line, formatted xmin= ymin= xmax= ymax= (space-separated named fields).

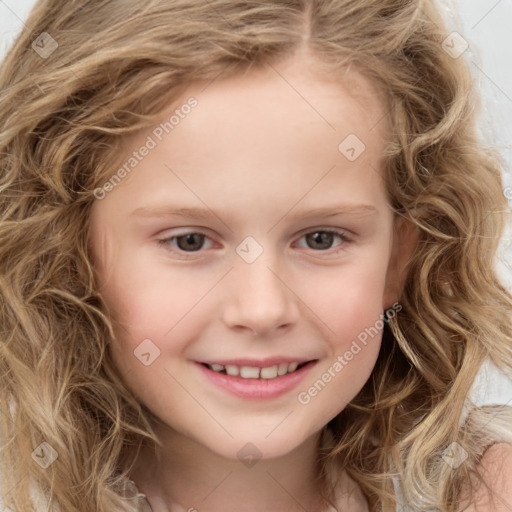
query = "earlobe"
xmin=382 ymin=216 xmax=419 ymax=309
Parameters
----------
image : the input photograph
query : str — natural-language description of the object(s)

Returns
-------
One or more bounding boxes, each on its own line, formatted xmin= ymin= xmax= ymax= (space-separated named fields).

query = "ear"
xmin=382 ymin=215 xmax=419 ymax=309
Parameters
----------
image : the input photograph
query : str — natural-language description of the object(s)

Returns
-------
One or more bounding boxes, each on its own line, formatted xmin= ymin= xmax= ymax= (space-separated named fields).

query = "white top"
xmin=1 ymin=357 xmax=512 ymax=511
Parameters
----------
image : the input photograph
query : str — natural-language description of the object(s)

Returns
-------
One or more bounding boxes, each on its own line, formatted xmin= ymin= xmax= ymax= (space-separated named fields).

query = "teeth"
xmin=288 ymin=362 xmax=298 ymax=372
xmin=260 ymin=366 xmax=278 ymax=379
xmin=277 ymin=362 xmax=289 ymax=376
xmin=240 ymin=366 xmax=260 ymax=378
xmin=207 ymin=361 xmax=304 ymax=379
xmin=225 ymin=365 xmax=239 ymax=376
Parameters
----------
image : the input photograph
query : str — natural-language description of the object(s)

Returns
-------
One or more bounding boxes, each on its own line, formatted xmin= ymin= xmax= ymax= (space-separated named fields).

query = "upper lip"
xmin=197 ymin=357 xmax=316 ymax=368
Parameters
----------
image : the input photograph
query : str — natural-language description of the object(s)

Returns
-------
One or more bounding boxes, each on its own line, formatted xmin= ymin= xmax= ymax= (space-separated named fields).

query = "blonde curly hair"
xmin=1 ymin=0 xmax=511 ymax=511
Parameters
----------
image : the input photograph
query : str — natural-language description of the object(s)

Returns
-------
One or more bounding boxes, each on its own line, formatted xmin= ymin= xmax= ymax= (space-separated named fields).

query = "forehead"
xmin=124 ymin=51 xmax=390 ymax=159
xmin=98 ymin=52 xmax=393 ymax=220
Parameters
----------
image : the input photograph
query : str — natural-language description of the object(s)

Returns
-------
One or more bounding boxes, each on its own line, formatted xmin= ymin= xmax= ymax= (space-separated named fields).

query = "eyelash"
xmin=156 ymin=228 xmax=352 ymax=258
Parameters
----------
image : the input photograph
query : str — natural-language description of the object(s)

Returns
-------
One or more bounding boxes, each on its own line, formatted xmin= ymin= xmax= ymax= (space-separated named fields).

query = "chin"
xmin=199 ymin=425 xmax=317 ymax=463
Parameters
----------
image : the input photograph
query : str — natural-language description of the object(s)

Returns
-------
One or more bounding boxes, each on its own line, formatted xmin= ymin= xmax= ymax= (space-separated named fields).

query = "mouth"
xmin=195 ymin=358 xmax=318 ymax=400
xmin=199 ymin=360 xmax=312 ymax=380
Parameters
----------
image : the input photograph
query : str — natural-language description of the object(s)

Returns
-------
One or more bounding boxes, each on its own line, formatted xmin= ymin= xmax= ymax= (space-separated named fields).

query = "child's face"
xmin=89 ymin=54 xmax=413 ymax=460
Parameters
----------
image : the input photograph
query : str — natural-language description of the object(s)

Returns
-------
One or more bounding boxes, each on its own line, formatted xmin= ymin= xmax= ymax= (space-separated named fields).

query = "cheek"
xmin=99 ymin=246 xmax=198 ymax=332
xmin=301 ymin=254 xmax=390 ymax=341
xmin=98 ymin=252 xmax=211 ymax=379
xmin=296 ymin=304 xmax=385 ymax=429
xmin=292 ymin=256 xmax=388 ymax=414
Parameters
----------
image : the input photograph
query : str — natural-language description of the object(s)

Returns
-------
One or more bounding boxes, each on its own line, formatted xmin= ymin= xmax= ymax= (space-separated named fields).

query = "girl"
xmin=1 ymin=1 xmax=512 ymax=511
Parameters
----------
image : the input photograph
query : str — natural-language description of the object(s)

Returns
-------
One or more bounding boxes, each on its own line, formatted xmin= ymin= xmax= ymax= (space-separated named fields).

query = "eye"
xmin=295 ymin=229 xmax=350 ymax=252
xmin=157 ymin=232 xmax=213 ymax=253
xmin=156 ymin=228 xmax=351 ymax=257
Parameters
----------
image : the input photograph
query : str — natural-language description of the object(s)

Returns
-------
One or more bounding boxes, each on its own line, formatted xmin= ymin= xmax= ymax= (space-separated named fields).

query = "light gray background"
xmin=0 ymin=1 xmax=511 ymax=387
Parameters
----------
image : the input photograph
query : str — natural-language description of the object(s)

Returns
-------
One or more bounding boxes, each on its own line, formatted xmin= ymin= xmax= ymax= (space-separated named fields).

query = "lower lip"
xmin=196 ymin=361 xmax=317 ymax=400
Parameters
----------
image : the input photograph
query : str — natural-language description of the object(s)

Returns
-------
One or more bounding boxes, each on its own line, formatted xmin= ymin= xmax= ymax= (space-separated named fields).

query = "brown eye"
xmin=158 ymin=232 xmax=212 ymax=254
xmin=174 ymin=233 xmax=206 ymax=251
xmin=297 ymin=230 xmax=349 ymax=252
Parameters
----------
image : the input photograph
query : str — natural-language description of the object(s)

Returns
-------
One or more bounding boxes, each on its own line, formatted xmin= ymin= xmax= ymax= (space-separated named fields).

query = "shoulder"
xmin=461 ymin=442 xmax=512 ymax=511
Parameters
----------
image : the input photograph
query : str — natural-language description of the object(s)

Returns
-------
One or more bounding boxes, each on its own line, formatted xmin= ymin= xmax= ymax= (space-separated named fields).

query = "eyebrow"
xmin=130 ymin=204 xmax=378 ymax=220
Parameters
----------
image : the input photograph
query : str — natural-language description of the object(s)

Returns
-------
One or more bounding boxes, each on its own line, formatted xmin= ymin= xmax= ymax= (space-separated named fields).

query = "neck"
xmin=128 ymin=426 xmax=332 ymax=512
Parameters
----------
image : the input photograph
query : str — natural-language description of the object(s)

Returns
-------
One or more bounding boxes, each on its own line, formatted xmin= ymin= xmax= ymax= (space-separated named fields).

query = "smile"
xmin=195 ymin=359 xmax=318 ymax=399
xmin=203 ymin=361 xmax=308 ymax=379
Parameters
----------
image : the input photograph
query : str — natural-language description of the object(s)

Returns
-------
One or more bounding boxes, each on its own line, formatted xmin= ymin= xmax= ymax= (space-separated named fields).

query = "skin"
xmin=88 ymin=49 xmax=418 ymax=512
xmin=461 ymin=443 xmax=512 ymax=511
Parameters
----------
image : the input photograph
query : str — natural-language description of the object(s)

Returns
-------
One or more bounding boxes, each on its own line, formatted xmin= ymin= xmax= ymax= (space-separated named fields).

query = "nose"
xmin=222 ymin=256 xmax=300 ymax=337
